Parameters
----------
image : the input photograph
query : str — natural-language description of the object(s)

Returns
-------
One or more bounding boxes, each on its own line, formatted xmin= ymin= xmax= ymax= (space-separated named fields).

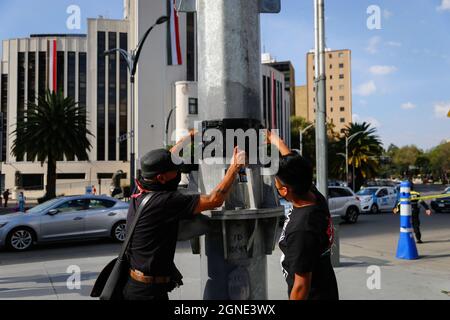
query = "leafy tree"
xmin=11 ymin=91 xmax=93 ymax=200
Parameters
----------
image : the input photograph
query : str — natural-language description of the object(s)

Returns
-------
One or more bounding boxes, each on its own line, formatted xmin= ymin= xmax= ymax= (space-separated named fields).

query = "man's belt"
xmin=130 ymin=269 xmax=171 ymax=284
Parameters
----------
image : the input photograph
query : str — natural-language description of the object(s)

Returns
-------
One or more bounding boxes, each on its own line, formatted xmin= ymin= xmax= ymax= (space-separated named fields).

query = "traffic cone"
xmin=396 ymin=181 xmax=419 ymax=260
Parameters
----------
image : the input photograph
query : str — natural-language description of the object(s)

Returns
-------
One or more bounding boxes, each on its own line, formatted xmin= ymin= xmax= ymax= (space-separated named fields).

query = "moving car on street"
xmin=0 ymin=195 xmax=129 ymax=251
xmin=430 ymin=187 xmax=450 ymax=213
xmin=328 ymin=186 xmax=361 ymax=224
xmin=357 ymin=186 xmax=398 ymax=214
xmin=280 ymin=186 xmax=361 ymax=224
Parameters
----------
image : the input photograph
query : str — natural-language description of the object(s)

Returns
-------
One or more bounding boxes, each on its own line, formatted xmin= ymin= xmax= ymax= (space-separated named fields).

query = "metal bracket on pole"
xmin=176 ymin=0 xmax=281 ymax=13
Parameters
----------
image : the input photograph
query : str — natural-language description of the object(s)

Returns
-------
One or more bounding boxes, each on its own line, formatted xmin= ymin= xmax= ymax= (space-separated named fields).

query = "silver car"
xmin=0 ymin=195 xmax=129 ymax=251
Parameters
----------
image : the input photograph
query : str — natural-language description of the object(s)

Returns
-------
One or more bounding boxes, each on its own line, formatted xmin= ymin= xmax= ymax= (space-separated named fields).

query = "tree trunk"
xmin=45 ymin=157 xmax=57 ymax=199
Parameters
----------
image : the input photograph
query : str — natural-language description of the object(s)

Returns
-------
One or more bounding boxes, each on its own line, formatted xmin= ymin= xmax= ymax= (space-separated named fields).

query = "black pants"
xmin=412 ymin=212 xmax=421 ymax=241
xmin=122 ymin=277 xmax=169 ymax=301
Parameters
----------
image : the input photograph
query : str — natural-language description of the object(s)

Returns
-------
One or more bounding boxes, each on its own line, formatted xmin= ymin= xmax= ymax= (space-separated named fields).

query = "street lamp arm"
xmin=347 ymin=131 xmax=364 ymax=144
xmin=301 ymin=124 xmax=314 ymax=134
xmin=105 ymin=48 xmax=133 ymax=72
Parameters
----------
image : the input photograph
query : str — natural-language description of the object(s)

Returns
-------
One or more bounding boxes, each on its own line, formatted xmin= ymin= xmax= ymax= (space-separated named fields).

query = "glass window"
xmin=97 ymin=31 xmax=106 ymax=161
xmin=339 ymin=96 xmax=345 ymax=101
xmin=186 ymin=12 xmax=196 ymax=81
xmin=339 ymin=63 xmax=344 ymax=68
xmin=119 ymin=33 xmax=128 ymax=161
xmin=339 ymin=85 xmax=345 ymax=90
xmin=1 ymin=74 xmax=8 ymax=162
xmin=38 ymin=52 xmax=46 ymax=98
xmin=88 ymin=199 xmax=115 ymax=209
xmin=17 ymin=52 xmax=26 ymax=162
xmin=108 ymin=32 xmax=117 ymax=161
xmin=28 ymin=52 xmax=36 ymax=105
xmin=56 ymin=199 xmax=88 ymax=213
xmin=340 ymin=118 xmax=345 ymax=123
xmin=67 ymin=52 xmax=76 ymax=100
xmin=338 ymin=52 xmax=344 ymax=58
xmin=57 ymin=51 xmax=65 ymax=95
xmin=340 ymin=107 xmax=345 ymax=112
xmin=339 ymin=74 xmax=345 ymax=79
xmin=21 ymin=174 xmax=44 ymax=191
xmin=189 ymin=98 xmax=198 ymax=115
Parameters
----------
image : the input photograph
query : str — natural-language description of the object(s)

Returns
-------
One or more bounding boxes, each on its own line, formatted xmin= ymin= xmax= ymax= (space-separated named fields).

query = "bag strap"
xmin=117 ymin=192 xmax=154 ymax=261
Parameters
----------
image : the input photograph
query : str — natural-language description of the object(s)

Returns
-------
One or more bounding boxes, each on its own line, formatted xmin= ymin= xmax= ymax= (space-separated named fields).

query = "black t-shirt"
xmin=126 ymin=191 xmax=200 ymax=276
xmin=279 ymin=189 xmax=339 ymax=300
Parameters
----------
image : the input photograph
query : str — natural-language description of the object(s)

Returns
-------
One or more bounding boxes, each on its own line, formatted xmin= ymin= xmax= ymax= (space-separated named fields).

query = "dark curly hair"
xmin=276 ymin=153 xmax=313 ymax=198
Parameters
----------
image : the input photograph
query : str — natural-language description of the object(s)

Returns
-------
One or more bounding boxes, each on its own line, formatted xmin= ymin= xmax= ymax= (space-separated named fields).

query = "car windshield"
xmin=357 ymin=188 xmax=378 ymax=196
xmin=26 ymin=198 xmax=62 ymax=214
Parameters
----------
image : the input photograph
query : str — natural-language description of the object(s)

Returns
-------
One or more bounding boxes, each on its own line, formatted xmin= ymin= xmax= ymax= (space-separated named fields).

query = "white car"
xmin=328 ymin=187 xmax=361 ymax=224
xmin=357 ymin=186 xmax=398 ymax=214
xmin=280 ymin=186 xmax=361 ymax=224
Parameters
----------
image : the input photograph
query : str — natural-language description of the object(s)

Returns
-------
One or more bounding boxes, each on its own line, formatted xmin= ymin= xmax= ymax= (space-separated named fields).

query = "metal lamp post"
xmin=345 ymin=131 xmax=364 ymax=191
xmin=105 ymin=15 xmax=169 ymax=192
xmin=164 ymin=107 xmax=177 ymax=149
xmin=299 ymin=124 xmax=314 ymax=156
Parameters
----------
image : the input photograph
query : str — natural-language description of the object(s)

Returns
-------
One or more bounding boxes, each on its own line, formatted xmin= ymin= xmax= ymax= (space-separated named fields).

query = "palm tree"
xmin=11 ymin=90 xmax=93 ymax=200
xmin=339 ymin=122 xmax=383 ymax=190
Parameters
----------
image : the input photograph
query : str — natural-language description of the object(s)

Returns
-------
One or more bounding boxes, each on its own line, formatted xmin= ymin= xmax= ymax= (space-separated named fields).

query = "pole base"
xmin=396 ymin=232 xmax=419 ymax=260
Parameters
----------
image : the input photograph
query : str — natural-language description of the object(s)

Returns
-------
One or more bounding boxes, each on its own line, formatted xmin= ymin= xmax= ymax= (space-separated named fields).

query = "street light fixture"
xmin=299 ymin=124 xmax=314 ymax=156
xmin=346 ymin=131 xmax=364 ymax=191
xmin=105 ymin=15 xmax=169 ymax=193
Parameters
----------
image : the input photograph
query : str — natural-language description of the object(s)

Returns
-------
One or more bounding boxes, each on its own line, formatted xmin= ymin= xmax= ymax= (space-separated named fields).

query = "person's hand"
xmin=393 ymin=207 xmax=399 ymax=215
xmin=264 ymin=129 xmax=279 ymax=145
xmin=425 ymin=209 xmax=432 ymax=216
xmin=230 ymin=147 xmax=246 ymax=170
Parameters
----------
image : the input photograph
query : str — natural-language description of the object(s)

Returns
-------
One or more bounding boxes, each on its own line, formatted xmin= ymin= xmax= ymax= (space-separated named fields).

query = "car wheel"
xmin=112 ymin=221 xmax=126 ymax=242
xmin=370 ymin=204 xmax=379 ymax=214
xmin=7 ymin=228 xmax=35 ymax=251
xmin=347 ymin=206 xmax=359 ymax=224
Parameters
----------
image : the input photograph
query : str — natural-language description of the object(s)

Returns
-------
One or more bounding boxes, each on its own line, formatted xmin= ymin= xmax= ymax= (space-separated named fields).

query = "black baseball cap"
xmin=140 ymin=149 xmax=183 ymax=179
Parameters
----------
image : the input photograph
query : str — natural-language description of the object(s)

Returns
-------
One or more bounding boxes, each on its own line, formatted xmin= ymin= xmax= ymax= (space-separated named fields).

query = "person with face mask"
xmin=266 ymin=130 xmax=339 ymax=301
xmin=123 ymin=136 xmax=246 ymax=301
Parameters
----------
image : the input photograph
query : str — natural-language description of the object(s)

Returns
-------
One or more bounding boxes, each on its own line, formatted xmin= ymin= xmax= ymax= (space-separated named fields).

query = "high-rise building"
xmin=0 ymin=19 xmax=130 ymax=198
xmin=306 ymin=49 xmax=352 ymax=134
xmin=294 ymin=85 xmax=308 ymax=119
xmin=262 ymin=55 xmax=296 ymax=118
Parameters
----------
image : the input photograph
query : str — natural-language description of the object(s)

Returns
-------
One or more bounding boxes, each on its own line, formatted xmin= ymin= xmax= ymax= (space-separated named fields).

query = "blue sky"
xmin=1 ymin=0 xmax=449 ymax=150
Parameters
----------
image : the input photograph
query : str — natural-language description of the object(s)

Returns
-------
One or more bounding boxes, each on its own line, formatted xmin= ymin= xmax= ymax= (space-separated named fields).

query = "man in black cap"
xmin=122 ymin=141 xmax=246 ymax=300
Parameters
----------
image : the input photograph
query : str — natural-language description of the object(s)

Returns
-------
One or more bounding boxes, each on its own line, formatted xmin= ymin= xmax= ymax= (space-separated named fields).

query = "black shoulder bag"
xmin=90 ymin=192 xmax=154 ymax=300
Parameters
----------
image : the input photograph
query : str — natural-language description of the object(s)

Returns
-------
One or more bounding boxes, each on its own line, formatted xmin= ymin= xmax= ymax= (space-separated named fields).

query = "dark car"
xmin=430 ymin=187 xmax=450 ymax=213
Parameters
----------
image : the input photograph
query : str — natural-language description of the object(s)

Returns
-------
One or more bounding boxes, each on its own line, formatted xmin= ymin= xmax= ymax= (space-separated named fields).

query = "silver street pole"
xmin=130 ymin=76 xmax=136 ymax=192
xmin=314 ymin=0 xmax=328 ymax=198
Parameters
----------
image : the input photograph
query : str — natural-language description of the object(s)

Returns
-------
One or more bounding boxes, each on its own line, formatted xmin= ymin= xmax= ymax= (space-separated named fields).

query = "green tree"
xmin=11 ymin=91 xmax=93 ymax=200
xmin=429 ymin=142 xmax=450 ymax=184
xmin=339 ymin=122 xmax=383 ymax=190
xmin=392 ymin=145 xmax=422 ymax=177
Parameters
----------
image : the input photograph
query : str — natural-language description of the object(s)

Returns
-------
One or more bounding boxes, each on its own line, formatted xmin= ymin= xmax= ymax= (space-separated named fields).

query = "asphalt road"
xmin=0 ymin=184 xmax=449 ymax=300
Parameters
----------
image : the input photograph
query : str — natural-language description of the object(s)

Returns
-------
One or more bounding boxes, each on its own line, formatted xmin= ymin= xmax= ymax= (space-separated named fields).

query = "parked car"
xmin=0 ymin=195 xmax=129 ymax=251
xmin=280 ymin=186 xmax=361 ymax=224
xmin=357 ymin=186 xmax=398 ymax=213
xmin=430 ymin=187 xmax=450 ymax=213
xmin=328 ymin=187 xmax=361 ymax=224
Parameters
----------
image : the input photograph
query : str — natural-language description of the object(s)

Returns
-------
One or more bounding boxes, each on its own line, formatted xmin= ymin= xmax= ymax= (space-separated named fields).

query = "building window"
xmin=79 ymin=53 xmax=87 ymax=125
xmin=340 ymin=118 xmax=345 ymax=123
xmin=38 ymin=52 xmax=46 ymax=98
xmin=1 ymin=74 xmax=7 ymax=162
xmin=21 ymin=174 xmax=44 ymax=191
xmin=56 ymin=173 xmax=86 ymax=180
xmin=338 ymin=52 xmax=344 ymax=58
xmin=331 ymin=108 xmax=334 ymax=113
xmin=339 ymin=96 xmax=345 ymax=101
xmin=330 ymin=86 xmax=333 ymax=91
xmin=188 ymin=98 xmax=198 ymax=115
xmin=67 ymin=52 xmax=76 ymax=100
xmin=339 ymin=63 xmax=344 ymax=68
xmin=57 ymin=51 xmax=65 ymax=95
xmin=340 ymin=107 xmax=345 ymax=112
xmin=330 ymin=97 xmax=333 ymax=101
xmin=97 ymin=31 xmax=106 ymax=161
xmin=28 ymin=52 xmax=36 ymax=105
xmin=119 ymin=33 xmax=128 ymax=162
xmin=186 ymin=12 xmax=196 ymax=81
xmin=339 ymin=85 xmax=345 ymax=90
xmin=329 ymin=54 xmax=332 ymax=58
xmin=339 ymin=74 xmax=344 ymax=79
xmin=108 ymin=32 xmax=117 ymax=161
xmin=329 ymin=64 xmax=332 ymax=69
xmin=330 ymin=75 xmax=333 ymax=80
xmin=17 ymin=52 xmax=26 ymax=162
